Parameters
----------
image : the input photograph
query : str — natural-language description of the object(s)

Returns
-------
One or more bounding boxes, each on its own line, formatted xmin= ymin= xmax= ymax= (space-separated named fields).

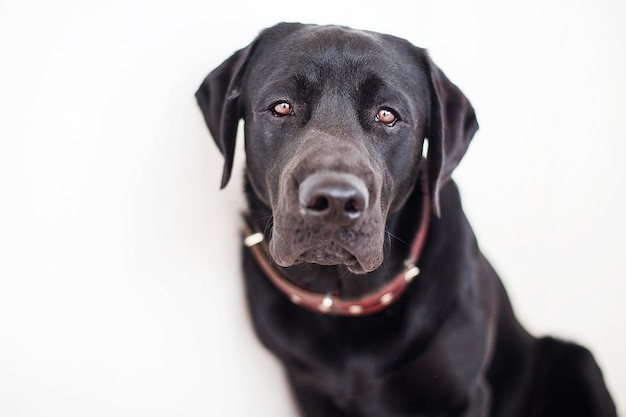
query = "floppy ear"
xmin=195 ymin=45 xmax=253 ymax=188
xmin=423 ymin=54 xmax=479 ymax=216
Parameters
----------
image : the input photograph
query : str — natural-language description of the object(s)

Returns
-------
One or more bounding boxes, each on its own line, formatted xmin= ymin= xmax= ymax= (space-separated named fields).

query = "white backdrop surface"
xmin=1 ymin=1 xmax=624 ymax=415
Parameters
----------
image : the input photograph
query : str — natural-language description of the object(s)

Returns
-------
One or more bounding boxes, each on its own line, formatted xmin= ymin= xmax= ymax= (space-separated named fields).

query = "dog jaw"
xmin=268 ymin=212 xmax=386 ymax=274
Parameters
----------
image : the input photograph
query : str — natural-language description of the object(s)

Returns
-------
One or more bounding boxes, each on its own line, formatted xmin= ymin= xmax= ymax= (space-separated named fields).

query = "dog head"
xmin=197 ymin=23 xmax=478 ymax=274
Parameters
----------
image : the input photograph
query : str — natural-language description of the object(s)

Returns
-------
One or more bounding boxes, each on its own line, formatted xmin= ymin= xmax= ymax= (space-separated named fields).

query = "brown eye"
xmin=272 ymin=101 xmax=293 ymax=117
xmin=375 ymin=108 xmax=398 ymax=126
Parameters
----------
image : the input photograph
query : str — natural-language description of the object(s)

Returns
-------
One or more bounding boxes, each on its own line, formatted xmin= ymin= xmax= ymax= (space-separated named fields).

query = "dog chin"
xmin=271 ymin=246 xmax=382 ymax=275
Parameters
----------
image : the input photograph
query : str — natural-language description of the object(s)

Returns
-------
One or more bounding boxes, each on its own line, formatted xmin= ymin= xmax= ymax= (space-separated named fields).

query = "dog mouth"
xmin=269 ymin=228 xmax=384 ymax=274
xmin=275 ymin=245 xmax=375 ymax=275
xmin=297 ymin=242 xmax=359 ymax=267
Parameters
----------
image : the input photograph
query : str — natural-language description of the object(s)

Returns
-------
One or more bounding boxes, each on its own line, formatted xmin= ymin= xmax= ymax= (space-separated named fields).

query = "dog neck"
xmin=242 ymin=171 xmax=431 ymax=316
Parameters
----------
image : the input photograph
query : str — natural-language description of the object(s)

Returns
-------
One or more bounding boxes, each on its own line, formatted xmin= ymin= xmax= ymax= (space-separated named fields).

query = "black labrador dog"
xmin=196 ymin=23 xmax=616 ymax=417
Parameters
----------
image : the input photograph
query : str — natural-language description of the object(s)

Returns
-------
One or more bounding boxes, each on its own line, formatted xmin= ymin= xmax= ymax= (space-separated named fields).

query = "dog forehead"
xmin=291 ymin=25 xmax=388 ymax=58
xmin=247 ymin=25 xmax=414 ymax=90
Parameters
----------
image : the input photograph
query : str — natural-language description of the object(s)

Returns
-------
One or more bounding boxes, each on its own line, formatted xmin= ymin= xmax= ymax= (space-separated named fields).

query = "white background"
xmin=1 ymin=0 xmax=624 ymax=415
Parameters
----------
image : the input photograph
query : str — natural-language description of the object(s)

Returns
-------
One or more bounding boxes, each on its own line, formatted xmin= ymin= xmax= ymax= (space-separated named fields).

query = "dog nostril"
xmin=344 ymin=198 xmax=360 ymax=214
xmin=307 ymin=196 xmax=330 ymax=212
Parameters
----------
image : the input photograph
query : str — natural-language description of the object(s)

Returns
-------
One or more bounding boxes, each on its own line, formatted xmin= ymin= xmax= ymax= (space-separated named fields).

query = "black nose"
xmin=299 ymin=173 xmax=369 ymax=224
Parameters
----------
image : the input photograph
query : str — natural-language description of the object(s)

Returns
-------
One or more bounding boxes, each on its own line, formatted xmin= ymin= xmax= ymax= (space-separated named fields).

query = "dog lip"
xmin=269 ymin=238 xmax=356 ymax=269
xmin=297 ymin=246 xmax=356 ymax=266
xmin=270 ymin=238 xmax=383 ymax=274
xmin=268 ymin=238 xmax=300 ymax=268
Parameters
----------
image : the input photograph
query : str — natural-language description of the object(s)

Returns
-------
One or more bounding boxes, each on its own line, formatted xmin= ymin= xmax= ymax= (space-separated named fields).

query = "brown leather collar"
xmin=242 ymin=176 xmax=431 ymax=317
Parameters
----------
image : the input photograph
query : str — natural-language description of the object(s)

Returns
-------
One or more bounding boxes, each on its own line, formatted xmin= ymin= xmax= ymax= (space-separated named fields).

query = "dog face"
xmin=197 ymin=23 xmax=478 ymax=274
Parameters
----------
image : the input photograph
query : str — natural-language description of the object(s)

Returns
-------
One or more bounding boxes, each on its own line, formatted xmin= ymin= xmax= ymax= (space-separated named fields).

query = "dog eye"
xmin=375 ymin=108 xmax=399 ymax=127
xmin=272 ymin=101 xmax=294 ymax=117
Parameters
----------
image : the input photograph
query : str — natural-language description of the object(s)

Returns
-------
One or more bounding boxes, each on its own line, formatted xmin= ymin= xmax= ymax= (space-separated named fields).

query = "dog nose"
xmin=299 ymin=173 xmax=369 ymax=224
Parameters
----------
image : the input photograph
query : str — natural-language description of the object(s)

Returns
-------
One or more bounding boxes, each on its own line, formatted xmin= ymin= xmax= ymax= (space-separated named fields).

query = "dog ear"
xmin=195 ymin=45 xmax=253 ymax=188
xmin=423 ymin=54 xmax=479 ymax=216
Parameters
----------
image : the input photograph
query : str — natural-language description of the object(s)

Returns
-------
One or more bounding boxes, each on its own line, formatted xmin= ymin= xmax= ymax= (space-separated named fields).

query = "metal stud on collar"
xmin=348 ymin=305 xmax=363 ymax=315
xmin=319 ymin=294 xmax=334 ymax=312
xmin=379 ymin=292 xmax=394 ymax=305
xmin=290 ymin=294 xmax=302 ymax=304
xmin=404 ymin=263 xmax=420 ymax=282
xmin=244 ymin=232 xmax=265 ymax=247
